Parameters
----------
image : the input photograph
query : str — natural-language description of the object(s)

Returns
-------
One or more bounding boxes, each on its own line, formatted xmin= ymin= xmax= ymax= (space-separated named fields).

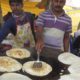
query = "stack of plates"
xmin=58 ymin=52 xmax=80 ymax=65
xmin=0 ymin=73 xmax=32 ymax=80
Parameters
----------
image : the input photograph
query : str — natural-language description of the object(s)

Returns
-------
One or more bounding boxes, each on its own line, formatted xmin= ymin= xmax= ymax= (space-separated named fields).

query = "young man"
xmin=0 ymin=0 xmax=35 ymax=48
xmin=35 ymin=0 xmax=72 ymax=74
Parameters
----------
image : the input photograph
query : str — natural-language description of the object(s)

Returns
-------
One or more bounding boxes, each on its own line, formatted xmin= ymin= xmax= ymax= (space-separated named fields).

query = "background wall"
xmin=1 ymin=0 xmax=44 ymax=16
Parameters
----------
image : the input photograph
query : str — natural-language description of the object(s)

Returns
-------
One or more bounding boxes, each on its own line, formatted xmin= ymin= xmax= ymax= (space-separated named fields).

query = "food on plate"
xmin=6 ymin=48 xmax=30 ymax=59
xmin=0 ymin=56 xmax=22 ymax=72
xmin=22 ymin=61 xmax=52 ymax=76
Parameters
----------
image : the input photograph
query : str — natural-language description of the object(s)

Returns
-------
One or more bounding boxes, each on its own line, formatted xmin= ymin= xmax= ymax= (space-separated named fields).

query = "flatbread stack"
xmin=0 ymin=56 xmax=22 ymax=72
xmin=0 ymin=73 xmax=32 ymax=80
xmin=58 ymin=52 xmax=80 ymax=65
xmin=6 ymin=48 xmax=30 ymax=59
xmin=68 ymin=62 xmax=80 ymax=74
xmin=22 ymin=61 xmax=52 ymax=76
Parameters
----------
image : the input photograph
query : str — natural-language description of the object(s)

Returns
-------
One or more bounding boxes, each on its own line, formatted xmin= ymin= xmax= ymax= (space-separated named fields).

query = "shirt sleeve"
xmin=66 ymin=18 xmax=72 ymax=33
xmin=35 ymin=13 xmax=45 ymax=27
xmin=0 ymin=17 xmax=16 ymax=43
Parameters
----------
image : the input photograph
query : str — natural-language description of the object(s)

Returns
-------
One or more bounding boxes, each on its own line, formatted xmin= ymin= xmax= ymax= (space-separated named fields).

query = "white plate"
xmin=6 ymin=48 xmax=30 ymax=59
xmin=59 ymin=74 xmax=80 ymax=80
xmin=58 ymin=52 xmax=80 ymax=65
xmin=68 ymin=63 xmax=80 ymax=74
xmin=0 ymin=73 xmax=32 ymax=80
xmin=59 ymin=74 xmax=72 ymax=80
xmin=22 ymin=61 xmax=52 ymax=77
xmin=0 ymin=56 xmax=22 ymax=72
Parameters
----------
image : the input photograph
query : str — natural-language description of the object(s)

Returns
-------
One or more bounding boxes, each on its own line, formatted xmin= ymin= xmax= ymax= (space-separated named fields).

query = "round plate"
xmin=59 ymin=74 xmax=71 ymax=80
xmin=6 ymin=48 xmax=30 ymax=59
xmin=58 ymin=52 xmax=80 ymax=65
xmin=59 ymin=74 xmax=80 ymax=80
xmin=68 ymin=63 xmax=80 ymax=74
xmin=0 ymin=56 xmax=22 ymax=72
xmin=22 ymin=61 xmax=52 ymax=77
xmin=0 ymin=73 xmax=32 ymax=80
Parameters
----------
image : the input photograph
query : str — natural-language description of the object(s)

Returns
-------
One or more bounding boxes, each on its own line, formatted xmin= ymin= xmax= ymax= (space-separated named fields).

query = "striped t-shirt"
xmin=35 ymin=9 xmax=72 ymax=50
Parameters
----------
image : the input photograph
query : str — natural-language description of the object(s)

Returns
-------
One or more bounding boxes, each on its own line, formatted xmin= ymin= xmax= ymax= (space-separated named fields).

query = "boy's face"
xmin=51 ymin=0 xmax=66 ymax=12
xmin=10 ymin=2 xmax=23 ymax=15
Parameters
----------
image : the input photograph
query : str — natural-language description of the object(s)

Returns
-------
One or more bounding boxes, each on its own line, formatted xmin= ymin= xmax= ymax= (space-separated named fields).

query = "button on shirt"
xmin=35 ymin=9 xmax=72 ymax=50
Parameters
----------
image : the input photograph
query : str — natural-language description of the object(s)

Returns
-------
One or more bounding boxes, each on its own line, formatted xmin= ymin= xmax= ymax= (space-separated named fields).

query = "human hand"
xmin=35 ymin=39 xmax=44 ymax=53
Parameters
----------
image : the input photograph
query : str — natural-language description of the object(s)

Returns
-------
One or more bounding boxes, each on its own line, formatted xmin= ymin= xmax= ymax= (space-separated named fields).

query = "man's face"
xmin=51 ymin=0 xmax=66 ymax=12
xmin=10 ymin=2 xmax=23 ymax=15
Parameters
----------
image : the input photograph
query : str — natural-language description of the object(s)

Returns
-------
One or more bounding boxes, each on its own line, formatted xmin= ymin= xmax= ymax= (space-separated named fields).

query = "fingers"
xmin=35 ymin=41 xmax=44 ymax=52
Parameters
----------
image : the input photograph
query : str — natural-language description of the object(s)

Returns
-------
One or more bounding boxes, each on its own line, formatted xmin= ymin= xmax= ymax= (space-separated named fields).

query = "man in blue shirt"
xmin=0 ymin=17 xmax=16 ymax=43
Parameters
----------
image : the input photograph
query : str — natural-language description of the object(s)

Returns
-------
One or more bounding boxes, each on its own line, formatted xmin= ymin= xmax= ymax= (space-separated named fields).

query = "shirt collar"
xmin=49 ymin=9 xmax=65 ymax=17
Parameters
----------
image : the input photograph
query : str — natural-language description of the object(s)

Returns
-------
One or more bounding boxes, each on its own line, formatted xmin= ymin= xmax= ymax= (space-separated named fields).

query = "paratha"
xmin=22 ymin=61 xmax=52 ymax=76
xmin=0 ymin=73 xmax=32 ymax=80
xmin=58 ymin=52 xmax=80 ymax=65
xmin=0 ymin=56 xmax=22 ymax=72
xmin=6 ymin=48 xmax=30 ymax=59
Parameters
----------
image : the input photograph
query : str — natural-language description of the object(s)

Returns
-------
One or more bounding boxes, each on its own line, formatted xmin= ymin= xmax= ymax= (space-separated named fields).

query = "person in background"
xmin=35 ymin=0 xmax=72 ymax=74
xmin=0 ymin=0 xmax=35 ymax=48
xmin=71 ymin=23 xmax=80 ymax=56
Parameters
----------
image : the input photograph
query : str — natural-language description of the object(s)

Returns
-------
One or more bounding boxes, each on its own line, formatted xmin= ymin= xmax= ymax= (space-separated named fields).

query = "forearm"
xmin=36 ymin=32 xmax=43 ymax=42
xmin=0 ymin=24 xmax=10 ymax=43
xmin=35 ymin=27 xmax=43 ymax=42
xmin=63 ymin=33 xmax=70 ymax=52
xmin=64 ymin=38 xmax=69 ymax=52
xmin=0 ymin=17 xmax=16 ymax=43
xmin=35 ymin=27 xmax=44 ymax=51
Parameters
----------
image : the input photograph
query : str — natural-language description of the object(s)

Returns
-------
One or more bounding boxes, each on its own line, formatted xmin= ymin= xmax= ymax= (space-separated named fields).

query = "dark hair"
xmin=9 ymin=0 xmax=23 ymax=4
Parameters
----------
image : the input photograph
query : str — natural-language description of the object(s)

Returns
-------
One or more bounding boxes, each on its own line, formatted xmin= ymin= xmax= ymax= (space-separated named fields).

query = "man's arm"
xmin=34 ymin=12 xmax=45 ymax=51
xmin=63 ymin=16 xmax=72 ymax=52
xmin=0 ymin=17 xmax=16 ymax=43
xmin=63 ymin=32 xmax=70 ymax=52
xmin=35 ymin=26 xmax=44 ymax=52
